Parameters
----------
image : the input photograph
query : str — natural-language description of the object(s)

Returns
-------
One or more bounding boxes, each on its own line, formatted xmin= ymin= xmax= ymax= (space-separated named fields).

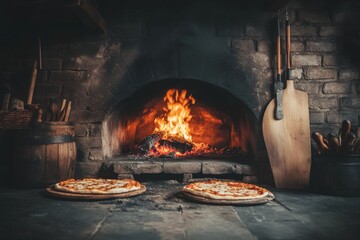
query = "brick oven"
xmin=1 ymin=1 xmax=360 ymax=239
xmin=0 ymin=0 xmax=359 ymax=185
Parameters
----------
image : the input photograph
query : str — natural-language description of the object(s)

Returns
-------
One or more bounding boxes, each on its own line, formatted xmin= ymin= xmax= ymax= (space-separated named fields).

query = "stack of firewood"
xmin=312 ymin=120 xmax=360 ymax=157
xmin=137 ymin=132 xmax=193 ymax=156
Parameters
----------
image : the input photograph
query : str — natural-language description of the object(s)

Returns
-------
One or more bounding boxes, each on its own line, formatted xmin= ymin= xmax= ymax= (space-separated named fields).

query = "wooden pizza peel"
xmin=262 ymin=14 xmax=311 ymax=189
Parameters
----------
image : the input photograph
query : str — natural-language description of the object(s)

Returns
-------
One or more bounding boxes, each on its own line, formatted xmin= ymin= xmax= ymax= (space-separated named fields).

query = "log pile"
xmin=137 ymin=132 xmax=193 ymax=155
xmin=137 ymin=132 xmax=164 ymax=153
xmin=159 ymin=137 xmax=193 ymax=154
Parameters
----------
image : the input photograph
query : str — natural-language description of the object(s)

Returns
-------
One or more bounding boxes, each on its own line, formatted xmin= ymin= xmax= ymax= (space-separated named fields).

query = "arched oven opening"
xmin=102 ymin=79 xmax=259 ymax=165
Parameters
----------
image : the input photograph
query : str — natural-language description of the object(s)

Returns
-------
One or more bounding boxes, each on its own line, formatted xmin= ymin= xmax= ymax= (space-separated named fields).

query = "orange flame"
xmin=149 ymin=88 xmax=234 ymax=157
xmin=154 ymin=89 xmax=195 ymax=142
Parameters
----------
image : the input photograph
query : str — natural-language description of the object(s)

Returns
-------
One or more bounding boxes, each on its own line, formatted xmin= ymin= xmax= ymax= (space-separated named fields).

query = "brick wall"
xmin=0 ymin=0 xmax=359 ymax=178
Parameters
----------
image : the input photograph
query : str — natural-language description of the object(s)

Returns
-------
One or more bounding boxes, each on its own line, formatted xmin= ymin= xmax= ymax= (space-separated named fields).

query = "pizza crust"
xmin=54 ymin=178 xmax=142 ymax=195
xmin=183 ymin=180 xmax=269 ymax=200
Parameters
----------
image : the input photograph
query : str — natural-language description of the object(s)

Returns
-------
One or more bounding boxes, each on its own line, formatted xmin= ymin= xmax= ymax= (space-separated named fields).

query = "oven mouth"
xmin=102 ymin=79 xmax=259 ymax=163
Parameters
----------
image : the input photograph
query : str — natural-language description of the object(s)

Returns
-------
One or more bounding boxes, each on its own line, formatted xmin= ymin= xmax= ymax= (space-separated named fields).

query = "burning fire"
xmin=154 ymin=89 xmax=195 ymax=142
xmin=146 ymin=88 xmax=232 ymax=157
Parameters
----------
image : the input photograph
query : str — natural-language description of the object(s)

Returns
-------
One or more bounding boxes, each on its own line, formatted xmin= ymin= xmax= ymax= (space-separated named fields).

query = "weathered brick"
xmin=75 ymin=162 xmax=102 ymax=178
xmin=202 ymin=162 xmax=233 ymax=174
xmin=100 ymin=42 xmax=123 ymax=57
xmin=163 ymin=162 xmax=201 ymax=174
xmin=323 ymin=55 xmax=351 ymax=67
xmin=74 ymin=123 xmax=90 ymax=137
xmin=257 ymin=40 xmax=270 ymax=52
xmin=88 ymin=148 xmax=104 ymax=161
xmin=323 ymin=55 xmax=337 ymax=66
xmin=63 ymin=57 xmax=81 ymax=70
xmin=290 ymin=68 xmax=303 ymax=79
xmin=298 ymin=11 xmax=330 ymax=23
xmin=117 ymin=174 xmax=134 ymax=180
xmin=70 ymin=110 xmax=105 ymax=123
xmin=233 ymin=163 xmax=256 ymax=175
xmin=232 ymin=39 xmax=255 ymax=52
xmin=136 ymin=162 xmax=163 ymax=174
xmin=43 ymin=58 xmax=62 ymax=70
xmin=245 ymin=25 xmax=262 ymax=37
xmin=291 ymin=26 xmax=317 ymax=37
xmin=76 ymin=144 xmax=89 ymax=162
xmin=306 ymin=42 xmax=336 ymax=53
xmin=339 ymin=70 xmax=360 ymax=80
xmin=292 ymin=55 xmax=321 ymax=66
xmin=323 ymin=82 xmax=351 ymax=94
xmin=291 ymin=42 xmax=305 ymax=52
xmin=340 ymin=97 xmax=360 ymax=110
xmin=34 ymin=84 xmax=62 ymax=98
xmin=90 ymin=123 xmax=102 ymax=137
xmin=62 ymin=83 xmax=88 ymax=101
xmin=50 ymin=70 xmax=87 ymax=82
xmin=305 ymin=68 xmax=337 ymax=79
xmin=182 ymin=173 xmax=193 ymax=183
xmin=113 ymin=162 xmax=162 ymax=174
xmin=249 ymin=52 xmax=271 ymax=69
xmin=114 ymin=162 xmax=136 ymax=174
xmin=327 ymin=112 xmax=359 ymax=124
xmin=75 ymin=123 xmax=102 ymax=137
xmin=309 ymin=97 xmax=338 ymax=110
xmin=319 ymin=26 xmax=342 ymax=37
xmin=296 ymin=83 xmax=320 ymax=94
xmin=310 ymin=112 xmax=326 ymax=124
xmin=76 ymin=136 xmax=102 ymax=148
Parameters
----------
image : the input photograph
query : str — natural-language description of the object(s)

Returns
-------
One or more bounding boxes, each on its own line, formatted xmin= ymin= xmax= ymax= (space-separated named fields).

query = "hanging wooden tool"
xmin=262 ymin=12 xmax=311 ymax=188
xmin=274 ymin=18 xmax=284 ymax=120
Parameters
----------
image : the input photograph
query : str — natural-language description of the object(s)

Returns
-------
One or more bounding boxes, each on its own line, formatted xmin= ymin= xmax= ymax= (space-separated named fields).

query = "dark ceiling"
xmin=0 ymin=0 xmax=356 ymax=38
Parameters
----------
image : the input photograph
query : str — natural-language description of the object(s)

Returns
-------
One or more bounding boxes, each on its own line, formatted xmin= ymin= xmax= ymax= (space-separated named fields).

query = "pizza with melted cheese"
xmin=54 ymin=178 xmax=142 ymax=194
xmin=183 ymin=180 xmax=269 ymax=200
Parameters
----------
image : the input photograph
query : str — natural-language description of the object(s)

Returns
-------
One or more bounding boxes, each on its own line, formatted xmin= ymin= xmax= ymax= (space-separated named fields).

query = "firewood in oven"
xmin=158 ymin=137 xmax=193 ymax=154
xmin=137 ymin=132 xmax=164 ymax=153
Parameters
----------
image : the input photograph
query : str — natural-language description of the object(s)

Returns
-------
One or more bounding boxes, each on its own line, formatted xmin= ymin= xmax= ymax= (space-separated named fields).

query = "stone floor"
xmin=1 ymin=180 xmax=360 ymax=240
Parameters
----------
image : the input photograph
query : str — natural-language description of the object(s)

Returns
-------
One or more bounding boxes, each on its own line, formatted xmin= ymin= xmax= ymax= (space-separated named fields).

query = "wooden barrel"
xmin=13 ymin=122 xmax=76 ymax=188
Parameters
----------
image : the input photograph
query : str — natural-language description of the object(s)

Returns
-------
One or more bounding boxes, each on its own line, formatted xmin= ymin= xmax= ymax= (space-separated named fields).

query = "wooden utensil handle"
xmin=340 ymin=132 xmax=356 ymax=155
xmin=64 ymin=101 xmax=72 ymax=122
xmin=27 ymin=60 xmax=37 ymax=105
xmin=286 ymin=12 xmax=291 ymax=70
xmin=276 ymin=18 xmax=281 ymax=79
xmin=328 ymin=136 xmax=340 ymax=154
xmin=311 ymin=131 xmax=329 ymax=154
xmin=339 ymin=120 xmax=351 ymax=145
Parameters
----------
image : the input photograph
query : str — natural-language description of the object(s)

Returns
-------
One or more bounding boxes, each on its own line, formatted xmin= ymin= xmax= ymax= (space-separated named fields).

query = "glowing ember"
xmin=154 ymin=89 xmax=195 ymax=142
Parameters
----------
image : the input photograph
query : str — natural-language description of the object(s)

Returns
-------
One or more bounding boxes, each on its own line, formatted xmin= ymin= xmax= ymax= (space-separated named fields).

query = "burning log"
xmin=137 ymin=132 xmax=164 ymax=153
xmin=159 ymin=137 xmax=193 ymax=154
